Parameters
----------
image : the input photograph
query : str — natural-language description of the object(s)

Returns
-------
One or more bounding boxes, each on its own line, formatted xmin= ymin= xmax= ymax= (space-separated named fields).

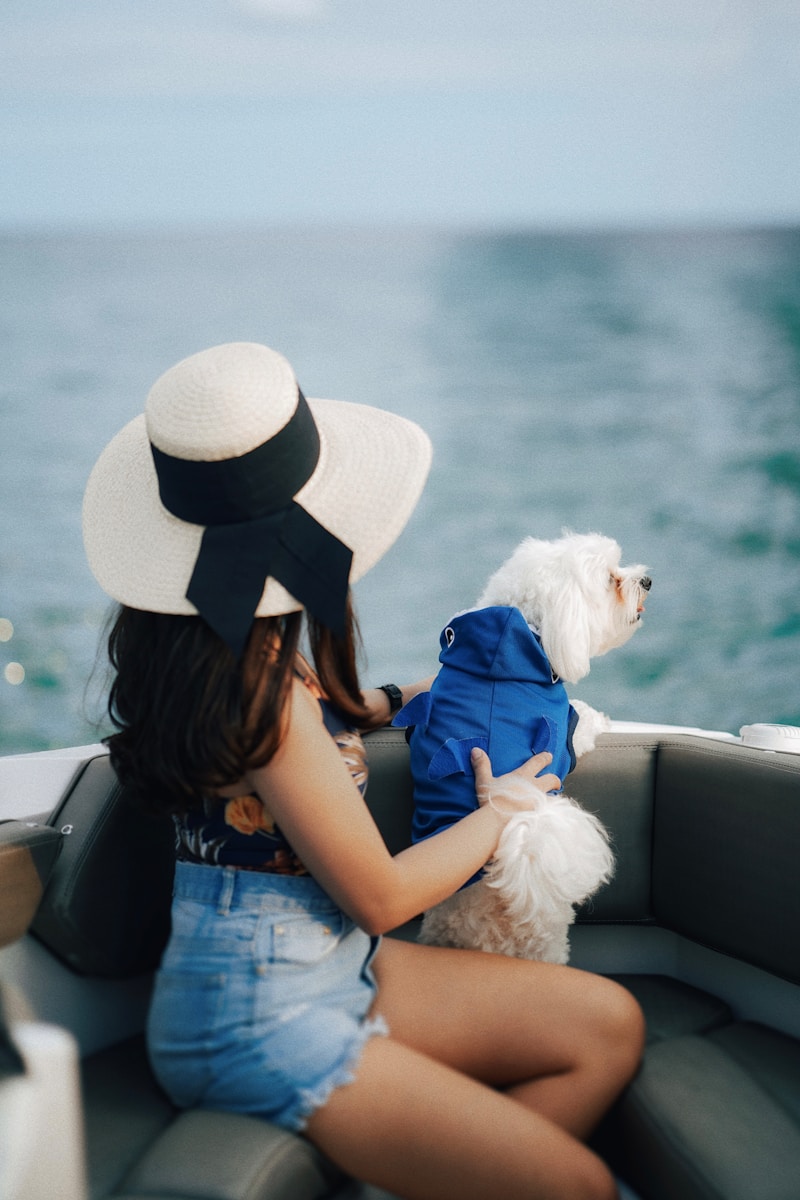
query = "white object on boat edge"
xmin=739 ymin=723 xmax=800 ymax=754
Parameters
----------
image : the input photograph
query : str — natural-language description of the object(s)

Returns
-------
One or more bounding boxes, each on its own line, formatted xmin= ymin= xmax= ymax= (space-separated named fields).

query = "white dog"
xmin=395 ymin=531 xmax=651 ymax=963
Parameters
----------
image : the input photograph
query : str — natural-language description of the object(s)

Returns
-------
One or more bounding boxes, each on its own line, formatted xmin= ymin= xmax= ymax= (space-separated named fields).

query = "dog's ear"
xmin=539 ymin=582 xmax=592 ymax=683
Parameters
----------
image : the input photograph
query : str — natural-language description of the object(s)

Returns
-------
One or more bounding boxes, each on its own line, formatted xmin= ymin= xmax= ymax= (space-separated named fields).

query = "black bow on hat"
xmin=150 ymin=389 xmax=353 ymax=658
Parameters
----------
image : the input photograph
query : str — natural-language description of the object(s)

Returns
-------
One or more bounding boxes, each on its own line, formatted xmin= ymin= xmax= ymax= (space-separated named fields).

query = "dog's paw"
xmin=570 ymin=699 xmax=611 ymax=757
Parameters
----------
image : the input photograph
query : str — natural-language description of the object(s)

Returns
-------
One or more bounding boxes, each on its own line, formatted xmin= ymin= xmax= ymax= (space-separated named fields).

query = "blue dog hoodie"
xmin=394 ymin=606 xmax=578 ymax=869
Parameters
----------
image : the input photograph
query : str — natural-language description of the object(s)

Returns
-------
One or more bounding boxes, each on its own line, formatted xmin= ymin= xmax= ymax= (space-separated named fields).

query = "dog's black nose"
xmin=641 ymin=576 xmax=652 ymax=592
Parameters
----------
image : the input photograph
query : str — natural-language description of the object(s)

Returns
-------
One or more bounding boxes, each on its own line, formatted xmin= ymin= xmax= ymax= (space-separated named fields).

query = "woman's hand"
xmin=471 ymin=747 xmax=561 ymax=819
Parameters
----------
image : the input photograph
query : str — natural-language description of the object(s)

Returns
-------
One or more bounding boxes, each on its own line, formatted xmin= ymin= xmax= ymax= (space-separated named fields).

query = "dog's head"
xmin=476 ymin=531 xmax=651 ymax=683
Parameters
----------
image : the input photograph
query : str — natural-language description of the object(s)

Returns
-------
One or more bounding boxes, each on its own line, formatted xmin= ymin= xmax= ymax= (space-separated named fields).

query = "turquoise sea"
xmin=1 ymin=224 xmax=799 ymax=753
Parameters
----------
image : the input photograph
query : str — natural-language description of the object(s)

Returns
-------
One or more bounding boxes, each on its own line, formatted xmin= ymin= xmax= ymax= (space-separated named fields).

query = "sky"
xmin=1 ymin=0 xmax=799 ymax=230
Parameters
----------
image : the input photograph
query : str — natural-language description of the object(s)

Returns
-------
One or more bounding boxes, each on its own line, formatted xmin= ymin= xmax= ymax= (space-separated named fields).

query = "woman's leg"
xmin=303 ymin=940 xmax=643 ymax=1199
xmin=305 ymin=1036 xmax=617 ymax=1200
xmin=371 ymin=938 xmax=644 ymax=1139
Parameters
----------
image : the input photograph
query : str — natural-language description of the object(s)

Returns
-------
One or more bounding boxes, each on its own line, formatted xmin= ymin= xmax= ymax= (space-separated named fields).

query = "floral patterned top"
xmin=173 ymin=662 xmax=368 ymax=875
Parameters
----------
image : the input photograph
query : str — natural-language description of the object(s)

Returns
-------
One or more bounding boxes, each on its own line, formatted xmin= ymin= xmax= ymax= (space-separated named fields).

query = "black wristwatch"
xmin=378 ymin=683 xmax=404 ymax=715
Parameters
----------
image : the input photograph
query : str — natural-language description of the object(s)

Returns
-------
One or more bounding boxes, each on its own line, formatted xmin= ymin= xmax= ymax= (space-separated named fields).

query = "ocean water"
xmin=1 ymin=224 xmax=799 ymax=753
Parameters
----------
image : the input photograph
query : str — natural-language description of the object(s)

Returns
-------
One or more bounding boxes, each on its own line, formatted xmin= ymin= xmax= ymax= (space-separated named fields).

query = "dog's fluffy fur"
xmin=416 ymin=531 xmax=651 ymax=963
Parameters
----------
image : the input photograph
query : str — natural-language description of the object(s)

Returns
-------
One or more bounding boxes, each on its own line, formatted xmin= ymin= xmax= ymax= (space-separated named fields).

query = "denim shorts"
xmin=147 ymin=860 xmax=388 ymax=1132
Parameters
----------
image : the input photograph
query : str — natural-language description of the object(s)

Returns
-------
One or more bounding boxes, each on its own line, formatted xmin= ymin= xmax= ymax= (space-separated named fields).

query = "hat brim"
xmin=82 ymin=397 xmax=431 ymax=620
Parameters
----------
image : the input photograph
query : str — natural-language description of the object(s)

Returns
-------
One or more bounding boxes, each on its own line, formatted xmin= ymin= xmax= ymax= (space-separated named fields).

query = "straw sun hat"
xmin=83 ymin=342 xmax=432 ymax=656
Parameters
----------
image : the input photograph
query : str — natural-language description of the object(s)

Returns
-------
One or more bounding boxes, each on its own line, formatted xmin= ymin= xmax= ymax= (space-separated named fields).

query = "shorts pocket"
xmin=262 ymin=911 xmax=349 ymax=967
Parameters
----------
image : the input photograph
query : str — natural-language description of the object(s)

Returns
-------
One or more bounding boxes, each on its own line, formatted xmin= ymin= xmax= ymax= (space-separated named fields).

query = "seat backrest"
xmin=653 ymin=737 xmax=800 ymax=985
xmin=362 ymin=727 xmax=415 ymax=854
xmin=30 ymin=755 xmax=175 ymax=979
xmin=29 ymin=729 xmax=799 ymax=990
xmin=568 ymin=734 xmax=659 ymax=923
xmin=364 ymin=726 xmax=661 ymax=925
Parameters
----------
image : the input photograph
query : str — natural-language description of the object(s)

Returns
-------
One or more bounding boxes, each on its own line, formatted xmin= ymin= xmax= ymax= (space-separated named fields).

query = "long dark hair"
xmin=104 ymin=598 xmax=370 ymax=815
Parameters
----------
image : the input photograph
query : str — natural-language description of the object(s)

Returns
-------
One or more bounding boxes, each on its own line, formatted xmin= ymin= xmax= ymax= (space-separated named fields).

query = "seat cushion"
xmin=708 ymin=1021 xmax=800 ymax=1124
xmin=116 ymin=1108 xmax=342 ymax=1200
xmin=82 ymin=1035 xmax=344 ymax=1200
xmin=81 ymin=1035 xmax=176 ymax=1199
xmin=611 ymin=974 xmax=732 ymax=1044
xmin=616 ymin=1030 xmax=800 ymax=1200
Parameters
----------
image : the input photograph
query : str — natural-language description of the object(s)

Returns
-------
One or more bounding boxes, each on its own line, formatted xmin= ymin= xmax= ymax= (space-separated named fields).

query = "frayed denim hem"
xmin=290 ymin=1014 xmax=390 ymax=1133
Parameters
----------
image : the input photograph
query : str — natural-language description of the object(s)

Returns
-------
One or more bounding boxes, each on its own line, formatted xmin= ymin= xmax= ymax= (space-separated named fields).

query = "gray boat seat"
xmin=4 ymin=726 xmax=800 ymax=1200
xmin=566 ymin=732 xmax=800 ymax=1200
xmin=368 ymin=726 xmax=800 ymax=1200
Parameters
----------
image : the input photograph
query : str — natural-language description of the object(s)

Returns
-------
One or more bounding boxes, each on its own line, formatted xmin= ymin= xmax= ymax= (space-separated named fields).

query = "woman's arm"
xmin=246 ymin=678 xmax=559 ymax=936
xmin=360 ymin=675 xmax=436 ymax=728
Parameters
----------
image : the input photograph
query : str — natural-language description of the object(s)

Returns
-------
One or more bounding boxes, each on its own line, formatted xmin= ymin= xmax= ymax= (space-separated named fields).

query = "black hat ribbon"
xmin=150 ymin=388 xmax=353 ymax=657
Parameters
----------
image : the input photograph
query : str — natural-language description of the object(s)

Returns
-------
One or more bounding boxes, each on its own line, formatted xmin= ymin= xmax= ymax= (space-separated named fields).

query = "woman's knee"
xmin=582 ymin=1161 xmax=621 ymax=1200
xmin=553 ymin=1143 xmax=620 ymax=1200
xmin=589 ymin=976 xmax=646 ymax=1077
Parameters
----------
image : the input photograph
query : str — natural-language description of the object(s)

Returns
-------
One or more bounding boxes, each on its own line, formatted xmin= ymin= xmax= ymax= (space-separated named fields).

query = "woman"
xmin=83 ymin=342 xmax=644 ymax=1200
